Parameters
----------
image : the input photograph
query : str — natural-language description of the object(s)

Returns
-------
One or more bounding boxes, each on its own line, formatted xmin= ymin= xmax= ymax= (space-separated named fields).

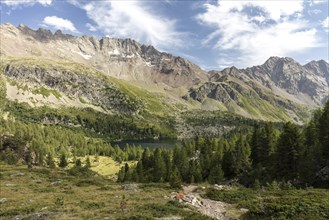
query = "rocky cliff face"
xmin=2 ymin=59 xmax=143 ymax=114
xmin=184 ymin=57 xmax=328 ymax=121
xmin=0 ymin=23 xmax=207 ymax=89
xmin=186 ymin=57 xmax=329 ymax=105
xmin=245 ymin=57 xmax=329 ymax=104
xmin=1 ymin=23 xmax=328 ymax=123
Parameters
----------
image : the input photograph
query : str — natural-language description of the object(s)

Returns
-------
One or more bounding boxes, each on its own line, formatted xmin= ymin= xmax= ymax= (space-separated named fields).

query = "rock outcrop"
xmin=1 ymin=23 xmax=328 ymax=123
xmin=0 ymin=23 xmax=207 ymax=89
xmin=184 ymin=57 xmax=329 ymax=122
xmin=2 ymin=60 xmax=142 ymax=114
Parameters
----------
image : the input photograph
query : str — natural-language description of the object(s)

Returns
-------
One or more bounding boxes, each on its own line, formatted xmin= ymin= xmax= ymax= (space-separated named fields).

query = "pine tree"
xmin=276 ymin=122 xmax=303 ymax=180
xmin=85 ymin=156 xmax=91 ymax=168
xmin=300 ymin=121 xmax=321 ymax=184
xmin=75 ymin=159 xmax=82 ymax=167
xmin=141 ymin=148 xmax=151 ymax=169
xmin=233 ymin=135 xmax=251 ymax=176
xmin=123 ymin=163 xmax=130 ymax=181
xmin=179 ymin=148 xmax=189 ymax=182
xmin=194 ymin=163 xmax=203 ymax=183
xmin=162 ymin=150 xmax=172 ymax=182
xmin=136 ymin=161 xmax=144 ymax=182
xmin=169 ymin=167 xmax=182 ymax=189
xmin=222 ymin=149 xmax=235 ymax=178
xmin=319 ymin=101 xmax=329 ymax=166
xmin=208 ymin=165 xmax=224 ymax=184
xmin=0 ymin=76 xmax=7 ymax=113
xmin=117 ymin=166 xmax=126 ymax=182
xmin=59 ymin=153 xmax=68 ymax=168
xmin=153 ymin=148 xmax=166 ymax=182
xmin=46 ymin=154 xmax=56 ymax=168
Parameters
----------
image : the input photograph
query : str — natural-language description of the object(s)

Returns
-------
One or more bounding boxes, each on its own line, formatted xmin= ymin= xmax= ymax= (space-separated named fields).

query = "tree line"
xmin=0 ymin=117 xmax=145 ymax=166
xmin=118 ymin=101 xmax=329 ymax=188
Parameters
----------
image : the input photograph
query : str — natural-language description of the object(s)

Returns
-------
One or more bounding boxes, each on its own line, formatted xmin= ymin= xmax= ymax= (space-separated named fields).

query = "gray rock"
xmin=122 ymin=184 xmax=138 ymax=190
xmin=14 ymin=212 xmax=55 ymax=220
xmin=50 ymin=180 xmax=62 ymax=185
xmin=182 ymin=195 xmax=202 ymax=208
xmin=4 ymin=64 xmax=143 ymax=115
xmin=0 ymin=198 xmax=7 ymax=204
xmin=155 ymin=216 xmax=181 ymax=220
xmin=10 ymin=173 xmax=25 ymax=177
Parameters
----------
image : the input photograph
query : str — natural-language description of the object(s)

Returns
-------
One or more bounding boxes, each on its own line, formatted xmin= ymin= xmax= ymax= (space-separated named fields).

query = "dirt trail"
xmin=183 ymin=185 xmax=230 ymax=220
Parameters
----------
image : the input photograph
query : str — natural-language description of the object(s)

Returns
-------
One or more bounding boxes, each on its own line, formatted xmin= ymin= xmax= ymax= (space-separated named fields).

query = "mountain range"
xmin=1 ymin=23 xmax=328 ymax=138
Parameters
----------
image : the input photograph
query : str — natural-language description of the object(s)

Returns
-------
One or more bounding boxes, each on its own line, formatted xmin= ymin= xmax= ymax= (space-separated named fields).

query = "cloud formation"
xmin=42 ymin=16 xmax=79 ymax=33
xmin=2 ymin=0 xmax=52 ymax=8
xmin=197 ymin=1 xmax=319 ymax=67
xmin=70 ymin=1 xmax=183 ymax=50
xmin=86 ymin=23 xmax=97 ymax=32
xmin=322 ymin=17 xmax=329 ymax=31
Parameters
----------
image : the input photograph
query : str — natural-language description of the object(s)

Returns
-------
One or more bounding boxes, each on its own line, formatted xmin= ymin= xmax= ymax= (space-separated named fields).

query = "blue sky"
xmin=1 ymin=0 xmax=328 ymax=70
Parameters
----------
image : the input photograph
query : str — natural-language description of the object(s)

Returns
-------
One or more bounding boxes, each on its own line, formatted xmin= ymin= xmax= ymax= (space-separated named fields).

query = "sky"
xmin=0 ymin=0 xmax=328 ymax=70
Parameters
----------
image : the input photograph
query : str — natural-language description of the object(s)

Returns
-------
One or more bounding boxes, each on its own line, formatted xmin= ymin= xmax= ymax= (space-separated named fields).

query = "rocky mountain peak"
xmin=0 ymin=23 xmax=207 ymax=88
xmin=262 ymin=56 xmax=302 ymax=74
xmin=304 ymin=60 xmax=329 ymax=78
xmin=15 ymin=24 xmax=74 ymax=42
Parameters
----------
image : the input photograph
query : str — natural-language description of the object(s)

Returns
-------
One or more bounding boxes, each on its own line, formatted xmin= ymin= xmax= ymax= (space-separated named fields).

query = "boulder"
xmin=14 ymin=212 xmax=55 ymax=220
xmin=121 ymin=184 xmax=138 ymax=190
xmin=50 ymin=180 xmax=62 ymax=185
xmin=182 ymin=195 xmax=202 ymax=208
xmin=10 ymin=173 xmax=25 ymax=177
xmin=0 ymin=198 xmax=7 ymax=204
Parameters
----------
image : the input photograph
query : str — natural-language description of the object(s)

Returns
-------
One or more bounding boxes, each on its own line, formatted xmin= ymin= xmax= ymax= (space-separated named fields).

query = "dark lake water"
xmin=111 ymin=139 xmax=181 ymax=149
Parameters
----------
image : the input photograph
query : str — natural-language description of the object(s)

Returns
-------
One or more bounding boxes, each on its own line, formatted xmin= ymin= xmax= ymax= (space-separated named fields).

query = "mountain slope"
xmin=1 ymin=23 xmax=328 ymax=126
xmin=0 ymin=23 xmax=207 ymax=90
xmin=184 ymin=57 xmax=328 ymax=122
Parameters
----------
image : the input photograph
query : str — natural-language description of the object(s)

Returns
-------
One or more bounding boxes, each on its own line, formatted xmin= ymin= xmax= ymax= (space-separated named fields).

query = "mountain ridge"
xmin=1 ymin=23 xmax=328 ymax=125
xmin=0 ymin=23 xmax=207 ymax=90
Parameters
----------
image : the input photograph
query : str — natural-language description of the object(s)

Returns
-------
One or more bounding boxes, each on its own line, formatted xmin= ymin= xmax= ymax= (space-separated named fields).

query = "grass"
xmin=65 ymin=156 xmax=136 ymax=179
xmin=205 ymin=187 xmax=329 ymax=220
xmin=32 ymin=86 xmax=62 ymax=99
xmin=2 ymin=56 xmax=179 ymax=137
xmin=7 ymin=78 xmax=29 ymax=91
xmin=0 ymin=162 xmax=212 ymax=220
xmin=79 ymin=97 xmax=87 ymax=104
xmin=1 ymin=159 xmax=328 ymax=220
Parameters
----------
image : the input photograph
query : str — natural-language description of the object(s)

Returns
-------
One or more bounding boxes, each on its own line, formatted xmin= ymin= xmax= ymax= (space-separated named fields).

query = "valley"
xmin=1 ymin=23 xmax=329 ymax=220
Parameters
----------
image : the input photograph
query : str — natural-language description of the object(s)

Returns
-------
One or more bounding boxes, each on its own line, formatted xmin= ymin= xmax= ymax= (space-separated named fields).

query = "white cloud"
xmin=308 ymin=9 xmax=322 ymax=15
xmin=86 ymin=23 xmax=97 ymax=32
xmin=322 ymin=17 xmax=329 ymax=31
xmin=70 ymin=1 xmax=183 ymax=49
xmin=312 ymin=0 xmax=327 ymax=4
xmin=42 ymin=16 xmax=79 ymax=33
xmin=197 ymin=0 xmax=319 ymax=67
xmin=2 ymin=0 xmax=52 ymax=8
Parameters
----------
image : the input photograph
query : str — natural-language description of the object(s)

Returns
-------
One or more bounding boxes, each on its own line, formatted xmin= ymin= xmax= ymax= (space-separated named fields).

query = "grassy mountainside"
xmin=0 ymin=163 xmax=214 ymax=220
xmin=184 ymin=79 xmax=310 ymax=123
xmin=1 ymin=163 xmax=328 ymax=220
xmin=1 ymin=56 xmax=274 ymax=140
xmin=1 ymin=57 xmax=181 ymax=139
